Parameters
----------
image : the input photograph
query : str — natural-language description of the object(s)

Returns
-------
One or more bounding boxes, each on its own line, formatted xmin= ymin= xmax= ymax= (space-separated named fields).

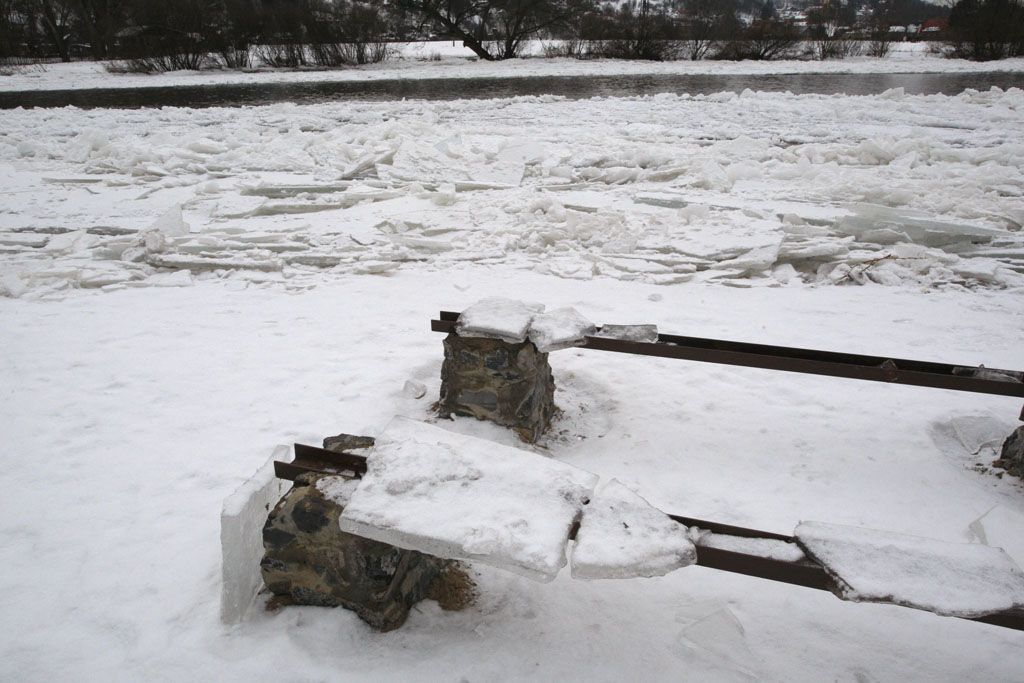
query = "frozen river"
xmin=3 ymin=71 xmax=1024 ymax=109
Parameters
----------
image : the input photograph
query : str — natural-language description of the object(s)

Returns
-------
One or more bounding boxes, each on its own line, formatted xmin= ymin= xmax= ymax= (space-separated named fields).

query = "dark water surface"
xmin=2 ymin=71 xmax=1023 ymax=109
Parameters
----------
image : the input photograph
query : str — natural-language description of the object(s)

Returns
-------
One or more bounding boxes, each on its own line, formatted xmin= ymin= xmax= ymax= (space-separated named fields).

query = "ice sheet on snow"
xmin=592 ymin=324 xmax=659 ymax=343
xmin=456 ymin=297 xmax=545 ymax=343
xmin=967 ymin=505 xmax=1024 ymax=569
xmin=949 ymin=415 xmax=1013 ymax=454
xmin=338 ymin=417 xmax=598 ymax=582
xmin=571 ymin=479 xmax=696 ymax=580
xmin=796 ymin=521 xmax=1024 ymax=617
xmin=692 ymin=530 xmax=806 ymax=563
xmin=528 ymin=306 xmax=596 ymax=352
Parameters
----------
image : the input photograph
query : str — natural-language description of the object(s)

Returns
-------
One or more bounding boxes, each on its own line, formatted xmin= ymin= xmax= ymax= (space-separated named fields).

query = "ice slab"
xmin=528 ymin=306 xmax=596 ymax=352
xmin=796 ymin=521 xmax=1024 ymax=617
xmin=456 ymin=297 xmax=545 ymax=343
xmin=592 ymin=324 xmax=659 ymax=343
xmin=339 ymin=417 xmax=598 ymax=582
xmin=692 ymin=530 xmax=806 ymax=563
xmin=571 ymin=479 xmax=696 ymax=580
xmin=220 ymin=446 xmax=291 ymax=624
xmin=836 ymin=203 xmax=1009 ymax=248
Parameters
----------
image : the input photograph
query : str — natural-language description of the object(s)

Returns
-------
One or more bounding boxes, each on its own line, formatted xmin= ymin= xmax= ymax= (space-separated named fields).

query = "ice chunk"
xmin=315 ymin=476 xmax=360 ymax=507
xmin=676 ymin=607 xmax=760 ymax=682
xmin=571 ymin=479 xmax=696 ymax=580
xmin=592 ymin=324 xmax=659 ymax=343
xmin=796 ymin=521 xmax=1024 ymax=617
xmin=952 ymin=365 xmax=1023 ymax=384
xmin=836 ymin=204 xmax=1009 ymax=248
xmin=150 ymin=204 xmax=190 ymax=237
xmin=402 ymin=380 xmax=427 ymax=399
xmin=692 ymin=530 xmax=806 ymax=563
xmin=528 ymin=306 xmax=596 ymax=352
xmin=44 ymin=229 xmax=96 ymax=254
xmin=147 ymin=270 xmax=193 ymax=287
xmin=456 ymin=297 xmax=545 ymax=344
xmin=967 ymin=506 xmax=1024 ymax=568
xmin=339 ymin=417 xmax=598 ymax=582
xmin=1 ymin=272 xmax=27 ymax=299
xmin=949 ymin=415 xmax=1011 ymax=454
xmin=220 ymin=446 xmax=291 ymax=624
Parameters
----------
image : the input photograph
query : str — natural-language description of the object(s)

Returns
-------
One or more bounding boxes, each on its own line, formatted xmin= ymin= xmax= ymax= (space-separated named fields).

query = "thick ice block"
xmin=339 ymin=418 xmax=598 ymax=582
xmin=220 ymin=446 xmax=291 ymax=624
xmin=528 ymin=306 xmax=596 ymax=352
xmin=456 ymin=297 xmax=545 ymax=343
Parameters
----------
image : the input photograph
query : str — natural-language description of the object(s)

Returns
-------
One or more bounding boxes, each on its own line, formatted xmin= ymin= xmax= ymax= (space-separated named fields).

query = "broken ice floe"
xmin=337 ymin=417 xmax=598 ymax=582
xmin=795 ymin=521 xmax=1024 ymax=617
xmin=571 ymin=479 xmax=696 ymax=580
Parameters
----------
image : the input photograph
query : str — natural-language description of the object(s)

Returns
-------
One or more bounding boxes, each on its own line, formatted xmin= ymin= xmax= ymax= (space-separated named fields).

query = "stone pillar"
xmin=261 ymin=473 xmax=448 ymax=632
xmin=996 ymin=425 xmax=1024 ymax=478
xmin=438 ymin=332 xmax=556 ymax=443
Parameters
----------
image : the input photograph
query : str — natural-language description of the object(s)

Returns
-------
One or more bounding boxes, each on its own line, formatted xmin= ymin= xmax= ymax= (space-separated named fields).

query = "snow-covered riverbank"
xmin=3 ymin=40 xmax=1024 ymax=93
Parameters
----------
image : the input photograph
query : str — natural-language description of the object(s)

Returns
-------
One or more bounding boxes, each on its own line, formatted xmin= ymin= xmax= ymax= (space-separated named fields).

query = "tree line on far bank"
xmin=1 ymin=0 xmax=1021 ymax=69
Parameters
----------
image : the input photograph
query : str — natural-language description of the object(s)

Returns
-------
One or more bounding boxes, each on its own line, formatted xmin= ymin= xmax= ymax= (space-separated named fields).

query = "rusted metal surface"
xmin=295 ymin=443 xmax=369 ymax=474
xmin=273 ymin=443 xmax=367 ymax=482
xmin=432 ymin=313 xmax=1024 ymax=398
xmin=694 ymin=546 xmax=832 ymax=591
xmin=972 ymin=609 xmax=1024 ymax=630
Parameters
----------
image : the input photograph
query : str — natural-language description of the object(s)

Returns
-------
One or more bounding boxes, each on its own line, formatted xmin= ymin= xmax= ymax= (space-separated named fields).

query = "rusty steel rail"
xmin=432 ymin=311 xmax=1024 ymax=399
xmin=276 ymin=443 xmax=1024 ymax=632
xmin=273 ymin=442 xmax=367 ymax=482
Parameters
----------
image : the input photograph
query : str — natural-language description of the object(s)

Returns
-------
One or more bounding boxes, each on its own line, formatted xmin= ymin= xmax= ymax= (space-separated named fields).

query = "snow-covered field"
xmin=3 ymin=40 xmax=1024 ymax=93
xmin=2 ymin=80 xmax=1024 ymax=681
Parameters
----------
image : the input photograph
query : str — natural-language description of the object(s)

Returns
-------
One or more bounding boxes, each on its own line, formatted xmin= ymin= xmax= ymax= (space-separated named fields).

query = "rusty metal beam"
xmin=432 ymin=313 xmax=1024 ymax=398
xmin=293 ymin=443 xmax=368 ymax=475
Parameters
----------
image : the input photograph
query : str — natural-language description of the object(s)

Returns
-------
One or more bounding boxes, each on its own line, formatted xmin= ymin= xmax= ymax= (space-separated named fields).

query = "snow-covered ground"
xmin=3 ymin=40 xmax=1024 ymax=93
xmin=2 ymin=81 xmax=1024 ymax=681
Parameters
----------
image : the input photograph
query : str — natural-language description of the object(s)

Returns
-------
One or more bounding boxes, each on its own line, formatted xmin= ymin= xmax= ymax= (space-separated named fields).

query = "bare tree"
xmin=69 ymin=0 xmax=124 ymax=58
xmin=682 ymin=0 xmax=737 ymax=60
xmin=31 ymin=0 xmax=76 ymax=61
xmin=716 ymin=17 xmax=801 ymax=60
xmin=948 ymin=0 xmax=1024 ymax=60
xmin=394 ymin=0 xmax=589 ymax=60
